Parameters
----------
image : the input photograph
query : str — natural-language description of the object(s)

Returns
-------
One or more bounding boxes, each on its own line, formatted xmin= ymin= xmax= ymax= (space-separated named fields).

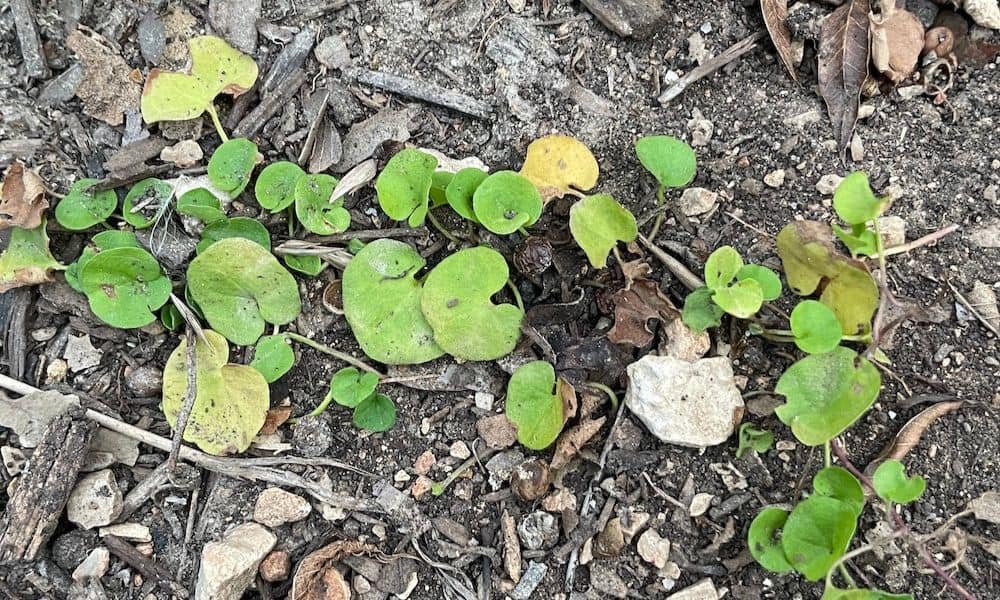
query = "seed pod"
xmin=510 ymin=459 xmax=551 ymax=501
xmin=513 ymin=236 xmax=553 ymax=277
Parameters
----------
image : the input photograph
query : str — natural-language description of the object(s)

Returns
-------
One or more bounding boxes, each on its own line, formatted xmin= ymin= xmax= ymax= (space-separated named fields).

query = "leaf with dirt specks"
xmin=291 ymin=540 xmax=378 ymax=600
xmin=0 ymin=222 xmax=63 ymax=293
xmin=0 ymin=163 xmax=48 ymax=230
xmin=818 ymin=0 xmax=870 ymax=159
xmin=761 ymin=0 xmax=798 ymax=81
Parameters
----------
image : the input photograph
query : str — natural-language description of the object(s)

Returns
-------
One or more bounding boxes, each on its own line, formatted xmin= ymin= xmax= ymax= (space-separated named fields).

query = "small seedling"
xmin=65 ymin=230 xmax=141 ymax=292
xmin=186 ymin=237 xmax=301 ymax=346
xmin=161 ymin=330 xmax=269 ymax=455
xmin=504 ymin=361 xmax=573 ymax=450
xmin=789 ymin=300 xmax=843 ymax=354
xmin=735 ymin=423 xmax=774 ymax=458
xmin=160 ymin=303 xmax=183 ymax=331
xmin=568 ymin=193 xmax=638 ymax=268
xmin=471 ymin=170 xmax=542 ymax=235
xmin=123 ymin=178 xmax=172 ymax=229
xmin=177 ymin=188 xmax=226 ymax=225
xmin=375 ymin=148 xmax=438 ymax=227
xmin=352 ymin=393 xmax=396 ymax=432
xmin=196 ymin=216 xmax=271 ymax=254
xmin=55 ymin=179 xmax=117 ymax=230
xmin=294 ymin=173 xmax=350 ymax=235
xmin=79 ymin=246 xmax=172 ymax=329
xmin=420 ymin=246 xmax=524 ymax=362
xmin=249 ymin=334 xmax=296 ymax=383
xmin=311 ymin=367 xmax=395 ymax=432
xmin=683 ymin=246 xmax=781 ymax=327
xmin=519 ymin=134 xmax=599 ymax=201
xmin=141 ymin=35 xmax=258 ymax=139
xmin=832 ymin=172 xmax=889 ymax=258
xmin=342 ymin=239 xmax=445 ymax=365
xmin=0 ymin=222 xmax=63 ymax=293
xmin=635 ymin=135 xmax=697 ymax=239
xmin=872 ymin=459 xmax=926 ymax=504
xmin=207 ymin=138 xmax=257 ymax=198
xmin=255 ymin=161 xmax=305 ymax=212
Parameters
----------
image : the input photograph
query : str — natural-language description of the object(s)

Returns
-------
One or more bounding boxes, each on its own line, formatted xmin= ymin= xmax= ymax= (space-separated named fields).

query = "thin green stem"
xmin=518 ymin=226 xmax=530 ymax=237
xmin=205 ymin=104 xmax=229 ymax=142
xmin=426 ymin=210 xmax=460 ymax=245
xmin=282 ymin=332 xmax=381 ymax=376
xmin=647 ymin=185 xmax=667 ymax=241
xmin=506 ymin=279 xmax=525 ymax=313
xmin=286 ymin=205 xmax=296 ymax=237
xmin=582 ymin=382 xmax=619 ymax=412
xmin=309 ymin=392 xmax=336 ymax=417
xmin=824 ymin=441 xmax=832 ymax=468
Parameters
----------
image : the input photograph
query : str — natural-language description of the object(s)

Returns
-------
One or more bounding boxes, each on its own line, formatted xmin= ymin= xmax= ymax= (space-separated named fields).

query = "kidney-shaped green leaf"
xmin=353 ymin=393 xmax=396 ymax=432
xmin=177 ymin=188 xmax=226 ymax=224
xmin=635 ymin=135 xmax=697 ymax=189
xmin=79 ymin=247 xmax=171 ymax=328
xmin=705 ymin=246 xmax=743 ymax=290
xmin=872 ymin=460 xmax=926 ymax=504
xmin=712 ymin=279 xmax=763 ymax=319
xmin=568 ymin=194 xmax=638 ymax=268
xmin=66 ymin=230 xmax=141 ymax=292
xmin=375 ymin=149 xmax=437 ymax=227
xmin=342 ymin=239 xmax=445 ymax=365
xmin=196 ymin=216 xmax=271 ymax=254
xmin=791 ymin=300 xmax=843 ymax=354
xmin=774 ymin=347 xmax=881 ymax=446
xmin=421 ymin=247 xmax=523 ymax=361
xmin=682 ymin=286 xmax=724 ymax=332
xmin=295 ymin=173 xmax=350 ymax=235
xmin=472 ymin=171 xmax=543 ymax=235
xmin=748 ymin=507 xmax=795 ymax=574
xmin=813 ymin=466 xmax=865 ymax=517
xmin=446 ymin=167 xmax=488 ymax=222
xmin=208 ymin=138 xmax=257 ymax=197
xmin=737 ymin=264 xmax=782 ymax=301
xmin=255 ymin=161 xmax=305 ymax=212
xmin=55 ymin=178 xmax=117 ymax=230
xmin=162 ymin=330 xmax=269 ymax=455
xmin=328 ymin=367 xmax=379 ymax=408
xmin=187 ymin=238 xmax=301 ymax=346
xmin=782 ymin=495 xmax=858 ymax=581
xmin=833 ymin=172 xmax=886 ymax=226
xmin=249 ymin=334 xmax=295 ymax=383
xmin=504 ymin=361 xmax=567 ymax=450
xmin=123 ymin=178 xmax=172 ymax=229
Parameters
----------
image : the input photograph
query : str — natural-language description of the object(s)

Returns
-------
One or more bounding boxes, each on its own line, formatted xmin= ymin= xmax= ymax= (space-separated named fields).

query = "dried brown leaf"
xmin=818 ymin=0 xmax=871 ymax=158
xmin=866 ymin=400 xmax=963 ymax=474
xmin=559 ymin=377 xmax=578 ymax=421
xmin=870 ymin=4 xmax=925 ymax=82
xmin=761 ymin=0 xmax=799 ymax=81
xmin=259 ymin=403 xmax=292 ymax=436
xmin=0 ymin=163 xmax=48 ymax=230
xmin=291 ymin=540 xmax=378 ymax=600
xmin=607 ymin=279 xmax=681 ymax=347
xmin=551 ymin=416 xmax=606 ymax=470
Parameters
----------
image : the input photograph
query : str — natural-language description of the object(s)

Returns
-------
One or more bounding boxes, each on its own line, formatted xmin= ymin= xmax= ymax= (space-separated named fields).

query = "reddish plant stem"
xmin=830 ymin=439 xmax=978 ymax=600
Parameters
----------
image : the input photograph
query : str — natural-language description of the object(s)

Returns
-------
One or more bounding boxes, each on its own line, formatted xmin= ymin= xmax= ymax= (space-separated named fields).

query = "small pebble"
xmin=449 ymin=441 xmax=471 ymax=459
xmin=815 ymin=174 xmax=844 ymax=195
xmin=764 ymin=169 xmax=786 ymax=188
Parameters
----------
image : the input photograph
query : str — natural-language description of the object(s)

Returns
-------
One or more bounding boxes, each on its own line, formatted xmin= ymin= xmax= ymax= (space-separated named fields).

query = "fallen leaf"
xmin=291 ymin=540 xmax=379 ymax=600
xmin=0 ymin=222 xmax=63 ymax=292
xmin=66 ymin=28 xmax=142 ymax=126
xmin=607 ymin=279 xmax=680 ymax=347
xmin=551 ymin=416 xmax=606 ymax=470
xmin=519 ymin=135 xmax=599 ymax=201
xmin=865 ymin=401 xmax=963 ymax=474
xmin=761 ymin=0 xmax=799 ymax=81
xmin=0 ymin=162 xmax=48 ymax=230
xmin=870 ymin=3 xmax=924 ymax=83
xmin=818 ymin=0 xmax=870 ymax=158
xmin=259 ymin=402 xmax=292 ymax=436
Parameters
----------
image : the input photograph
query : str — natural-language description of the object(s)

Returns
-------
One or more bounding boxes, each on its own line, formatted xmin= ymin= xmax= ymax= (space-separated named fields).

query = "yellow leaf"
xmin=519 ymin=135 xmax=599 ymax=201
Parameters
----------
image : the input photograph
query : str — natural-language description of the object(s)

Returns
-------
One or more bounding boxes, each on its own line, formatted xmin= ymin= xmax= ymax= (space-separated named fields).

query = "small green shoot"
xmin=790 ymin=300 xmax=843 ymax=354
xmin=66 ymin=230 xmax=141 ymax=292
xmin=872 ymin=460 xmax=926 ymax=504
xmin=186 ymin=238 xmax=301 ymax=346
xmin=736 ymin=423 xmax=774 ymax=458
xmin=161 ymin=330 xmax=269 ymax=455
xmin=504 ymin=361 xmax=570 ymax=450
xmin=160 ymin=303 xmax=183 ymax=331
xmin=519 ymin=134 xmax=599 ymax=201
xmin=0 ymin=222 xmax=63 ymax=293
xmin=352 ymin=394 xmax=396 ymax=432
xmin=702 ymin=246 xmax=763 ymax=319
xmin=375 ymin=149 xmax=437 ymax=227
xmin=634 ymin=135 xmax=697 ymax=189
xmin=327 ymin=367 xmax=379 ymax=408
xmin=255 ymin=161 xmax=305 ymax=212
xmin=123 ymin=178 xmax=172 ymax=229
xmin=312 ymin=367 xmax=394 ymax=432
xmin=832 ymin=172 xmax=889 ymax=257
xmin=196 ymin=216 xmax=271 ymax=254
xmin=284 ymin=254 xmax=324 ymax=276
xmin=420 ymin=247 xmax=523 ymax=362
xmin=177 ymin=188 xmax=226 ymax=224
xmin=55 ymin=179 xmax=117 ymax=230
xmin=294 ymin=173 xmax=350 ymax=235
xmin=207 ymin=138 xmax=257 ymax=197
xmin=79 ymin=247 xmax=172 ymax=328
xmin=250 ymin=334 xmax=295 ymax=383
xmin=472 ymin=170 xmax=542 ymax=235
xmin=568 ymin=193 xmax=637 ymax=268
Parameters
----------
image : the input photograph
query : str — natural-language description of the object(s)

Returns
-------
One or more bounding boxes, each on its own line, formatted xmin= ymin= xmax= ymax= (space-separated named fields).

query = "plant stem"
xmin=582 ymin=382 xmax=619 ymax=412
xmin=431 ymin=446 xmax=497 ymax=496
xmin=647 ymin=185 xmax=667 ymax=241
xmin=426 ymin=210 xmax=460 ymax=245
xmin=282 ymin=332 xmax=382 ymax=376
xmin=824 ymin=441 xmax=832 ymax=468
xmin=518 ymin=226 xmax=530 ymax=237
xmin=286 ymin=205 xmax=296 ymax=237
xmin=309 ymin=392 xmax=336 ymax=417
xmin=866 ymin=218 xmax=889 ymax=358
xmin=205 ymin=104 xmax=229 ymax=142
xmin=506 ymin=279 xmax=525 ymax=313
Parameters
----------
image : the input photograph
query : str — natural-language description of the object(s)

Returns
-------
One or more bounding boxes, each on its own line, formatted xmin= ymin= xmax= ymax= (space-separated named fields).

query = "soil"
xmin=0 ymin=0 xmax=998 ymax=599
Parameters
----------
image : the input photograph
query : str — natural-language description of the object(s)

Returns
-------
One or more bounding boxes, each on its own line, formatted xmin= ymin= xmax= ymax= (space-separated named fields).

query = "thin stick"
xmin=283 ymin=331 xmax=383 ymax=375
xmin=658 ymin=31 xmax=767 ymax=103
xmin=308 ymin=227 xmax=428 ymax=243
xmin=167 ymin=326 xmax=197 ymax=470
xmin=876 ymin=223 xmax=958 ymax=258
xmin=637 ymin=234 xmax=704 ymax=291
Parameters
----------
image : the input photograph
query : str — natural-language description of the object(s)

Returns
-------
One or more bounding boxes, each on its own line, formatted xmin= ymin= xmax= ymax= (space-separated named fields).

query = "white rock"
xmin=763 ymin=169 xmax=786 ymax=188
xmin=666 ymin=578 xmax=718 ymax=600
xmin=67 ymin=470 xmax=123 ymax=529
xmin=253 ymin=488 xmax=312 ymax=527
xmin=878 ymin=216 xmax=906 ymax=248
xmin=678 ymin=188 xmax=718 ymax=216
xmin=689 ymin=493 xmax=714 ymax=517
xmin=72 ymin=547 xmax=110 ymax=583
xmin=625 ymin=356 xmax=744 ymax=448
xmin=474 ymin=391 xmax=494 ymax=411
xmin=660 ymin=318 xmax=710 ymax=362
xmin=687 ymin=110 xmax=714 ymax=147
xmin=99 ymin=523 xmax=151 ymax=542
xmin=314 ymin=34 xmax=352 ymax=70
xmin=637 ymin=529 xmax=671 ymax=569
xmin=160 ymin=140 xmax=203 ymax=168
xmin=450 ymin=440 xmax=471 ymax=459
xmin=64 ymin=334 xmax=103 ymax=372
xmin=815 ymin=174 xmax=844 ymax=195
xmin=196 ymin=523 xmax=276 ymax=600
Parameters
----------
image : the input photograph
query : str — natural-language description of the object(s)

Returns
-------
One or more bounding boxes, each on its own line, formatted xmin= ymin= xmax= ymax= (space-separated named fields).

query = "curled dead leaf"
xmin=551 ymin=416 xmax=606 ymax=470
xmin=291 ymin=540 xmax=379 ymax=600
xmin=865 ymin=400 xmax=963 ymax=475
xmin=870 ymin=3 xmax=925 ymax=83
xmin=607 ymin=279 xmax=680 ymax=347
xmin=0 ymin=163 xmax=48 ymax=230
xmin=761 ymin=0 xmax=799 ymax=81
xmin=818 ymin=0 xmax=871 ymax=158
xmin=259 ymin=402 xmax=292 ymax=436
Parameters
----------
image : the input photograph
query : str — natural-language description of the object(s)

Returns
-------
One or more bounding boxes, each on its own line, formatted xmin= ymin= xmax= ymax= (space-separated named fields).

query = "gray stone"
xmin=678 ymin=188 xmax=718 ymax=216
xmin=0 ymin=390 xmax=78 ymax=448
xmin=517 ymin=511 xmax=559 ymax=550
xmin=53 ymin=530 xmax=99 ymax=571
xmin=625 ymin=356 xmax=744 ymax=448
xmin=208 ymin=0 xmax=260 ymax=54
xmin=137 ymin=10 xmax=165 ymax=65
xmin=64 ymin=334 xmax=102 ymax=372
xmin=124 ymin=365 xmax=163 ymax=397
xmin=72 ymin=547 xmax=109 ymax=583
xmin=38 ymin=64 xmax=84 ymax=105
xmin=666 ymin=578 xmax=718 ymax=600
xmin=195 ymin=523 xmax=276 ymax=600
xmin=878 ymin=216 xmax=906 ymax=248
xmin=485 ymin=450 xmax=524 ymax=490
xmin=510 ymin=561 xmax=547 ymax=600
xmin=589 ymin=561 xmax=627 ymax=598
xmin=333 ymin=107 xmax=415 ymax=173
xmin=815 ymin=174 xmax=844 ymax=195
xmin=253 ymin=488 xmax=312 ymax=527
xmin=291 ymin=414 xmax=334 ymax=457
xmin=637 ymin=529 xmax=670 ymax=569
xmin=579 ymin=0 xmax=666 ymax=38
xmin=315 ymin=34 xmax=352 ymax=70
xmin=969 ymin=219 xmax=1000 ymax=248
xmin=67 ymin=470 xmax=123 ymax=530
